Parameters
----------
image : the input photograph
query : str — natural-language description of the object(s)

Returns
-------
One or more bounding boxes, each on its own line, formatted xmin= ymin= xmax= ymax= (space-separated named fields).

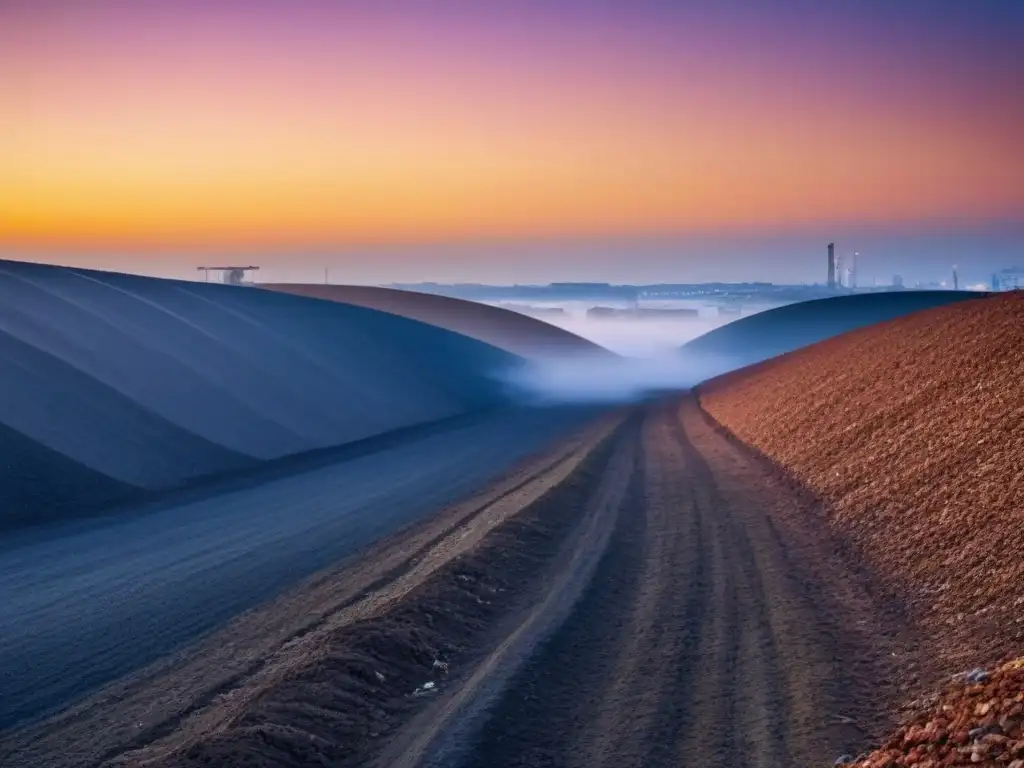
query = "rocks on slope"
xmin=698 ymin=293 xmax=1024 ymax=671
xmin=261 ymin=283 xmax=612 ymax=360
xmin=680 ymin=291 xmax=979 ymax=381
xmin=837 ymin=658 xmax=1024 ymax=767
xmin=0 ymin=259 xmax=518 ymax=528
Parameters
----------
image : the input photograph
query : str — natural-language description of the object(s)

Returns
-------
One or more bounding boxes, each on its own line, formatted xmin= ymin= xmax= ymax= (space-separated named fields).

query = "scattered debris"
xmin=835 ymin=657 xmax=1024 ymax=767
xmin=412 ymin=681 xmax=437 ymax=698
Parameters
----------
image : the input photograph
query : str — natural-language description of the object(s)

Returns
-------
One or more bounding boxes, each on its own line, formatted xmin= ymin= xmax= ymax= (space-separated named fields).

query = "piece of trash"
xmin=374 ymin=671 xmax=386 ymax=683
xmin=432 ymin=659 xmax=449 ymax=673
xmin=952 ymin=668 xmax=990 ymax=684
xmin=412 ymin=681 xmax=437 ymax=697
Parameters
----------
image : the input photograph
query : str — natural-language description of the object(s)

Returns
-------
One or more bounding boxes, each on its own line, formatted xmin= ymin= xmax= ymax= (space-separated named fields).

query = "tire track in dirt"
xmin=397 ymin=395 xmax=896 ymax=768
xmin=377 ymin=423 xmax=641 ymax=768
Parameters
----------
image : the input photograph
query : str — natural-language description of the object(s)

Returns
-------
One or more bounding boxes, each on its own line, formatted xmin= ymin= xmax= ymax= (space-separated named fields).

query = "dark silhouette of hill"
xmin=0 ymin=259 xmax=520 ymax=528
xmin=261 ymin=283 xmax=612 ymax=359
xmin=679 ymin=291 xmax=980 ymax=380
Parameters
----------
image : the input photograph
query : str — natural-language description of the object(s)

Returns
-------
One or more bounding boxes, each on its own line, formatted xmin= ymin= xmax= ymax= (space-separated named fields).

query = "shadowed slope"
xmin=699 ymin=292 xmax=1023 ymax=671
xmin=261 ymin=283 xmax=612 ymax=359
xmin=680 ymin=291 xmax=980 ymax=380
xmin=0 ymin=421 xmax=138 ymax=528
xmin=0 ymin=259 xmax=520 ymax=527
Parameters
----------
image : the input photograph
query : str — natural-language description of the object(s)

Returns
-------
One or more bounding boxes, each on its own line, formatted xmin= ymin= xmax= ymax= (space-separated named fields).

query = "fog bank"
xmin=498 ymin=351 xmax=739 ymax=404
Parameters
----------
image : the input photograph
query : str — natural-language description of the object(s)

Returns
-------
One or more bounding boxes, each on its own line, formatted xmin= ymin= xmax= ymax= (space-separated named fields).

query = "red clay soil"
xmin=699 ymin=292 xmax=1024 ymax=673
xmin=261 ymin=284 xmax=610 ymax=360
xmin=837 ymin=657 xmax=1024 ymax=767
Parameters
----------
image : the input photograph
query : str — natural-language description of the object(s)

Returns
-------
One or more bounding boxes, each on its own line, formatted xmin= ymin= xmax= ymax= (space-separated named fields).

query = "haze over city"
xmin=3 ymin=0 xmax=1022 ymax=285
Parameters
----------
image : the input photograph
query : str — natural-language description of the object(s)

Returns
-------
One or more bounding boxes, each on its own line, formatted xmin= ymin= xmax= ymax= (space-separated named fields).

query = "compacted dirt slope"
xmin=699 ymin=292 xmax=1024 ymax=673
xmin=261 ymin=283 xmax=611 ymax=360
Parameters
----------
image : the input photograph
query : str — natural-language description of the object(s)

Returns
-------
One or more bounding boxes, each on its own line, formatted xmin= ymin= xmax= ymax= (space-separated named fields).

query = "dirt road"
xmin=3 ymin=396 xmax=901 ymax=768
xmin=382 ymin=397 xmax=899 ymax=768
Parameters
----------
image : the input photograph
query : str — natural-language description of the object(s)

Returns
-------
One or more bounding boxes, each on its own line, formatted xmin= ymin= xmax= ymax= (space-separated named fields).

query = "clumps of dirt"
xmin=138 ymin=420 xmax=628 ymax=768
xmin=698 ymin=292 xmax=1024 ymax=672
xmin=836 ymin=658 xmax=1024 ymax=767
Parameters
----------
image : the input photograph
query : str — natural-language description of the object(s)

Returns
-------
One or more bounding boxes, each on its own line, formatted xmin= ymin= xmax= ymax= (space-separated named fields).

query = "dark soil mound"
xmin=0 ymin=259 xmax=522 ymax=529
xmin=681 ymin=291 xmax=979 ymax=380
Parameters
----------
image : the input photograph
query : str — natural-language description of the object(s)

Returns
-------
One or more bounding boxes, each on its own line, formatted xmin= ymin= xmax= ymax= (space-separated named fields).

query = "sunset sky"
xmin=2 ymin=0 xmax=1022 ymax=283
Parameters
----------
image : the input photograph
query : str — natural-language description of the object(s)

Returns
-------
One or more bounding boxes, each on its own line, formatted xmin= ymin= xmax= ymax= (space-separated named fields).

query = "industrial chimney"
xmin=827 ymin=243 xmax=836 ymax=289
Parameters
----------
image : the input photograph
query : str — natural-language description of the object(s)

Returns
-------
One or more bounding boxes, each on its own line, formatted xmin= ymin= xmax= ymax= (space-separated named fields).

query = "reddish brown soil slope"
xmin=261 ymin=284 xmax=610 ymax=359
xmin=699 ymin=292 xmax=1024 ymax=671
xmin=838 ymin=658 xmax=1024 ymax=767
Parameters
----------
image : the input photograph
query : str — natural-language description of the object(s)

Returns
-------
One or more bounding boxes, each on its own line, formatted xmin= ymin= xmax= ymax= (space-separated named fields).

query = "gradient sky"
xmin=2 ymin=0 xmax=1022 ymax=282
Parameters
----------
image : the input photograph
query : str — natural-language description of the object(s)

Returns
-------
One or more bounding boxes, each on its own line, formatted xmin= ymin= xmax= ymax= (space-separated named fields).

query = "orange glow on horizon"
xmin=3 ymin=3 xmax=1022 ymax=251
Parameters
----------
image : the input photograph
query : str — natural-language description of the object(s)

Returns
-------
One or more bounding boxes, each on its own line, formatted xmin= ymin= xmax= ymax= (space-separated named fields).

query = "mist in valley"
xmin=492 ymin=301 xmax=783 ymax=404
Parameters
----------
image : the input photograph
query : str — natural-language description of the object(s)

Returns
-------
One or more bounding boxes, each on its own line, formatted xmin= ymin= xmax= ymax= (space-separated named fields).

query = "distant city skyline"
xmin=7 ymin=221 xmax=1021 ymax=289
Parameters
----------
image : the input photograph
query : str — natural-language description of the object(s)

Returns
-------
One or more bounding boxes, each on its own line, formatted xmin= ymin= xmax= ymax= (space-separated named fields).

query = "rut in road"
xmin=431 ymin=397 xmax=885 ymax=768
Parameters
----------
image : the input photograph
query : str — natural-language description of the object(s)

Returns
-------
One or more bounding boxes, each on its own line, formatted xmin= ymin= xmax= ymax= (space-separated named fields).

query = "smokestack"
xmin=827 ymin=243 xmax=836 ymax=289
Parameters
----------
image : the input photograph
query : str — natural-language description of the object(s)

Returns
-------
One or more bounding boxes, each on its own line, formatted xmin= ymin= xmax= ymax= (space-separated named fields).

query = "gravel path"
xmin=386 ymin=396 xmax=899 ymax=768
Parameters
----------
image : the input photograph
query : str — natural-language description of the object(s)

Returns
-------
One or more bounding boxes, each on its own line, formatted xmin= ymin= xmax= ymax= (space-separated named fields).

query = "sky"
xmin=2 ymin=0 xmax=1022 ymax=284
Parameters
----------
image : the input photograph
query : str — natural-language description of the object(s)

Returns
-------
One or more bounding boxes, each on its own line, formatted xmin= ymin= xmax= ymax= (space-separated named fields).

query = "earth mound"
xmin=837 ymin=658 xmax=1024 ymax=767
xmin=680 ymin=291 xmax=979 ymax=381
xmin=261 ymin=283 xmax=611 ymax=360
xmin=699 ymin=292 xmax=1024 ymax=671
xmin=0 ymin=259 xmax=518 ymax=528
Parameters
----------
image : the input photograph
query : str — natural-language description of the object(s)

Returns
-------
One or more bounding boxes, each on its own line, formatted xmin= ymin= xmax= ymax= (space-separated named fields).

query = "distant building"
xmin=991 ymin=268 xmax=1024 ymax=291
xmin=827 ymin=243 xmax=836 ymax=289
xmin=893 ymin=274 xmax=904 ymax=288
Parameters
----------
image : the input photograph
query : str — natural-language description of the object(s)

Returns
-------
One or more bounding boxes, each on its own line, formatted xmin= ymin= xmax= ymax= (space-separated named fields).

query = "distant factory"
xmin=826 ymin=244 xmax=859 ymax=289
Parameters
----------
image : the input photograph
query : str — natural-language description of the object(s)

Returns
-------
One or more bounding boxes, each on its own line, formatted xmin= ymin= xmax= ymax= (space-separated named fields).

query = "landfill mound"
xmin=699 ymin=292 xmax=1024 ymax=671
xmin=837 ymin=658 xmax=1024 ymax=767
xmin=262 ymin=283 xmax=611 ymax=360
xmin=0 ymin=259 xmax=517 ymax=528
xmin=680 ymin=291 xmax=978 ymax=381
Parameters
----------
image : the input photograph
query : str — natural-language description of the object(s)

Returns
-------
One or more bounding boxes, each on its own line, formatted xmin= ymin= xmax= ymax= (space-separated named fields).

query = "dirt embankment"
xmin=699 ymin=292 xmax=1023 ymax=672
